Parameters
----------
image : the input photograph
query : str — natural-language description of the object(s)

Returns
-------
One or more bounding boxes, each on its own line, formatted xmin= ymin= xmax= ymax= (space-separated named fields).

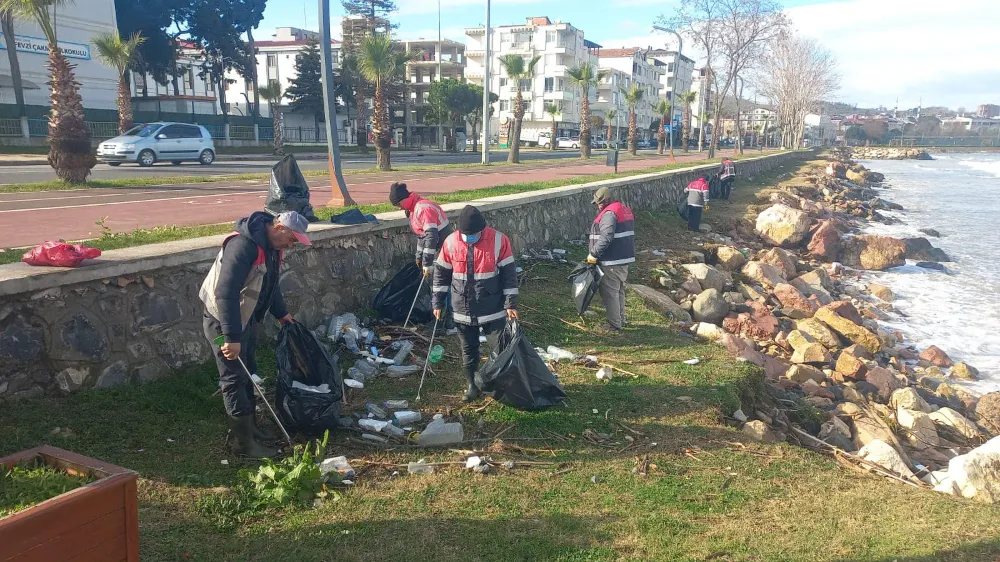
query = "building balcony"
xmin=466 ymin=49 xmax=485 ymax=57
xmin=543 ymin=90 xmax=575 ymax=101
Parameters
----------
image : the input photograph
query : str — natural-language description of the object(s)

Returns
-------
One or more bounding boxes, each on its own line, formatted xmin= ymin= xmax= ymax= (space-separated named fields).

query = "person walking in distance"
xmin=389 ymin=182 xmax=457 ymax=334
xmin=433 ymin=206 xmax=519 ymax=402
xmin=586 ymin=187 xmax=635 ymax=332
xmin=200 ymin=211 xmax=311 ymax=458
xmin=685 ymin=175 xmax=710 ymax=232
xmin=718 ymin=158 xmax=736 ymax=200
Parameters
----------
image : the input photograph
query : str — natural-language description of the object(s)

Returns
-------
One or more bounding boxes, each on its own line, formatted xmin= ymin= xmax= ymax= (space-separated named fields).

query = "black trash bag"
xmin=331 ymin=208 xmax=379 ymax=225
xmin=475 ymin=321 xmax=567 ymax=411
xmin=275 ymin=322 xmax=343 ymax=435
xmin=676 ymin=196 xmax=690 ymax=220
xmin=265 ymin=154 xmax=318 ymax=222
xmin=371 ymin=263 xmax=434 ymax=324
xmin=568 ymin=261 xmax=603 ymax=316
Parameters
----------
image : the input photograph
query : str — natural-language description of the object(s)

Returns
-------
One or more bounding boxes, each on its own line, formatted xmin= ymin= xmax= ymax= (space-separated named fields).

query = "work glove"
xmin=423 ymin=265 xmax=433 ymax=278
xmin=586 ymin=255 xmax=598 ymax=265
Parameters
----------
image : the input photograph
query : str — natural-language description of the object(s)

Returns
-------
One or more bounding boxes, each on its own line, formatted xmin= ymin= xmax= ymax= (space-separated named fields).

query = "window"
xmin=267 ymin=54 xmax=277 ymax=67
xmin=556 ymin=78 xmax=564 ymax=91
xmin=183 ymin=68 xmax=194 ymax=91
xmin=667 ymin=62 xmax=675 ymax=73
xmin=421 ymin=91 xmax=430 ymax=103
xmin=181 ymin=125 xmax=202 ymax=138
xmin=499 ymin=100 xmax=510 ymax=111
xmin=518 ymin=79 xmax=531 ymax=91
xmin=544 ymin=77 xmax=554 ymax=92
xmin=546 ymin=31 xmax=556 ymax=43
xmin=207 ymin=77 xmax=215 ymax=92
xmin=157 ymin=125 xmax=184 ymax=139
xmin=499 ymin=77 xmax=507 ymax=88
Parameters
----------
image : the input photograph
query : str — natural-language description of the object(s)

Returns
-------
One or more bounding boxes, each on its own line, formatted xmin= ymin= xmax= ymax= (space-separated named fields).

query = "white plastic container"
xmin=393 ymin=410 xmax=422 ymax=425
xmin=416 ymin=417 xmax=464 ymax=447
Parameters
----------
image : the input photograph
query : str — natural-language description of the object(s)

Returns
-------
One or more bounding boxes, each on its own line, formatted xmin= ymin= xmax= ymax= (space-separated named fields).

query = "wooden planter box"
xmin=0 ymin=445 xmax=139 ymax=562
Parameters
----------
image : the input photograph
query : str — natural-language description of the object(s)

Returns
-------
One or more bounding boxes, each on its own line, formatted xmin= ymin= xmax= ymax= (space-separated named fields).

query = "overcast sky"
xmin=259 ymin=0 xmax=999 ymax=110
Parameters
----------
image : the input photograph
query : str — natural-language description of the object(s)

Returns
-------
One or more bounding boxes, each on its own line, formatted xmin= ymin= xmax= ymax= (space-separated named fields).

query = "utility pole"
xmin=481 ymin=0 xmax=492 ymax=165
xmin=320 ymin=0 xmax=355 ymax=207
xmin=437 ymin=0 xmax=443 ymax=151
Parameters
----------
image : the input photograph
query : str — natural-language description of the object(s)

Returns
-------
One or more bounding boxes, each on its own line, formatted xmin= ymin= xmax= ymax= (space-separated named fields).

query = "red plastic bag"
xmin=21 ymin=241 xmax=101 ymax=267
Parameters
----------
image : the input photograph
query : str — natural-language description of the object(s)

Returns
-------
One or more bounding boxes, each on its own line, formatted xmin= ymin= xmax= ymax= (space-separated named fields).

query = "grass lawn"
xmin=3 ymin=157 xmax=1000 ymax=560
xmin=0 ymin=156 xmax=726 ymax=265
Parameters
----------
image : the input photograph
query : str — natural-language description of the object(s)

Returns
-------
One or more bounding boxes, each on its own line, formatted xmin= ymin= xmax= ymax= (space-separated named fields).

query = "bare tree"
xmin=665 ymin=0 xmax=786 ymax=157
xmin=755 ymin=33 xmax=839 ymax=149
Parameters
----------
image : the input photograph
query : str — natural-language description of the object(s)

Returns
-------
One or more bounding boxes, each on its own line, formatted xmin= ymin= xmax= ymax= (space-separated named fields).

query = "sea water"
xmin=859 ymin=153 xmax=1000 ymax=392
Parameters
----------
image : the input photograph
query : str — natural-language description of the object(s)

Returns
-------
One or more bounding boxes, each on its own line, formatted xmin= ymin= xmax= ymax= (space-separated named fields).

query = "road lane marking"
xmin=0 ymin=190 xmax=265 ymax=213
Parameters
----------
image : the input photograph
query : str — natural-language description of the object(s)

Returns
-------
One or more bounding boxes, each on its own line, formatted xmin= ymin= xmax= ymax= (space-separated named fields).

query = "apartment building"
xmin=401 ymin=38 xmax=466 ymax=147
xmin=689 ymin=67 xmax=712 ymax=138
xmin=465 ymin=16 xmax=601 ymax=145
xmin=595 ymin=48 xmax=664 ymax=142
xmin=647 ymin=49 xmax=695 ymax=130
xmin=131 ymin=41 xmax=220 ymax=117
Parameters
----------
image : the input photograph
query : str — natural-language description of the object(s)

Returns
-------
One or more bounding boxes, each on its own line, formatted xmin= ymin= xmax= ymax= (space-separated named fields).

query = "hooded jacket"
xmin=589 ymin=202 xmax=635 ymax=267
xmin=686 ymin=177 xmax=710 ymax=207
xmin=433 ymin=227 xmax=518 ymax=325
xmin=199 ymin=212 xmax=288 ymax=342
xmin=401 ymin=193 xmax=453 ymax=267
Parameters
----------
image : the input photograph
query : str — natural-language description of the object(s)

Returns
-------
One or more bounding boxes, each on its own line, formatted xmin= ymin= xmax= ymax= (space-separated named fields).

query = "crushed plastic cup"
xmin=465 ymin=456 xmax=482 ymax=469
xmin=596 ymin=367 xmax=613 ymax=382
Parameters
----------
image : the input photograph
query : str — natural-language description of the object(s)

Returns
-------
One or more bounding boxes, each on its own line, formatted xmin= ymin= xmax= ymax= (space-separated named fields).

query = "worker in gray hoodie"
xmin=587 ymin=187 xmax=635 ymax=332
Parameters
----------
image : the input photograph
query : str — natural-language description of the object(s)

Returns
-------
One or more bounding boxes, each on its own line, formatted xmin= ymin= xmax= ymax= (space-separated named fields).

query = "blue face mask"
xmin=461 ymin=232 xmax=482 ymax=244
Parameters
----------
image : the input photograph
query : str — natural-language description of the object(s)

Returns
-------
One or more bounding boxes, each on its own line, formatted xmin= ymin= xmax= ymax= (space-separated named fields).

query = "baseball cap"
xmin=275 ymin=211 xmax=311 ymax=246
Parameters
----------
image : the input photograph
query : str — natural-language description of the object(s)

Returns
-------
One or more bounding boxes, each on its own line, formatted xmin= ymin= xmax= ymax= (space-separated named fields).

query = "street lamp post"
xmin=652 ymin=25 xmax=682 ymax=163
xmin=320 ymin=0 xmax=354 ymax=206
xmin=481 ymin=0 xmax=492 ymax=165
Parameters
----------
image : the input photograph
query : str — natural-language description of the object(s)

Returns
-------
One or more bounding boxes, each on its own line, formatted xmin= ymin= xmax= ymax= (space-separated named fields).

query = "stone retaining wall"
xmin=0 ymin=151 xmax=804 ymax=400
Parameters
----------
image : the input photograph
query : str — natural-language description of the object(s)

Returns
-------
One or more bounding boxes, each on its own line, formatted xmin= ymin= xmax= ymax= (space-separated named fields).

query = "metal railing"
xmin=202 ymin=123 xmax=225 ymax=140
xmin=258 ymin=126 xmax=274 ymax=141
xmin=27 ymin=118 xmax=48 ymax=137
xmin=0 ymin=118 xmax=22 ymax=137
xmin=86 ymin=121 xmax=120 ymax=139
xmin=229 ymin=125 xmax=256 ymax=140
xmin=280 ymin=126 xmax=349 ymax=144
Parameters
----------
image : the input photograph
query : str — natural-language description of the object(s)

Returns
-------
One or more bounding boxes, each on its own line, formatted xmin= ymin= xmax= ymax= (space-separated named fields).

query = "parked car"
xmin=98 ymin=122 xmax=216 ymax=167
xmin=556 ymin=136 xmax=580 ymax=149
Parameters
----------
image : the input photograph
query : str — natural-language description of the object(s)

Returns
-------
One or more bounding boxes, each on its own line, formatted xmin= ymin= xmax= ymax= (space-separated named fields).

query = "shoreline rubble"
xmin=641 ymin=149 xmax=1000 ymax=501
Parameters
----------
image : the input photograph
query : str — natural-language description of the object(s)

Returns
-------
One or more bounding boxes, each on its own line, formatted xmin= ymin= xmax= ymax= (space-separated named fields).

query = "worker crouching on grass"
xmin=433 ymin=206 xmax=519 ymax=402
xmin=199 ymin=211 xmax=311 ymax=458
xmin=389 ymin=181 xmax=457 ymax=335
xmin=586 ymin=187 xmax=635 ymax=332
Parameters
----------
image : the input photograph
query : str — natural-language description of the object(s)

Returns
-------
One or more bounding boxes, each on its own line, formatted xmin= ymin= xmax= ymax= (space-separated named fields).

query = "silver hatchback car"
xmin=97 ymin=122 xmax=216 ymax=167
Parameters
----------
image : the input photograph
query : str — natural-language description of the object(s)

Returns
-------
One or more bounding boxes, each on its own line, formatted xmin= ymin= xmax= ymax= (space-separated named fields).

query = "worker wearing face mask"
xmin=432 ymin=206 xmax=519 ymax=401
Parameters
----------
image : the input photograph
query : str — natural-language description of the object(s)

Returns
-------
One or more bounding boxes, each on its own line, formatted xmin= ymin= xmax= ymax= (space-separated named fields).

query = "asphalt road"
xmin=0 ymin=149 xmax=629 ymax=184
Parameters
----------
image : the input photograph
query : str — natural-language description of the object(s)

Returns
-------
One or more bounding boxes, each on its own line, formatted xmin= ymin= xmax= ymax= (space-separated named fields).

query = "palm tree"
xmin=652 ymin=99 xmax=671 ymax=155
xmin=2 ymin=0 xmax=95 ymax=183
xmin=605 ymin=108 xmax=616 ymax=148
xmin=94 ymin=31 xmax=146 ymax=134
xmin=566 ymin=63 xmax=608 ymax=159
xmin=0 ymin=9 xmax=25 ymax=119
xmin=621 ymin=84 xmax=644 ymax=156
xmin=678 ymin=91 xmax=698 ymax=153
xmin=543 ymin=102 xmax=559 ymax=150
xmin=497 ymin=54 xmax=540 ymax=164
xmin=258 ymin=81 xmax=284 ymax=155
xmin=358 ymin=32 xmax=413 ymax=171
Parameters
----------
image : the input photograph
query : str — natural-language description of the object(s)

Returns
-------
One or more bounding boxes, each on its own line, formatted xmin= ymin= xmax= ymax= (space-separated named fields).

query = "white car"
xmin=98 ymin=122 xmax=216 ymax=167
xmin=556 ymin=137 xmax=580 ymax=149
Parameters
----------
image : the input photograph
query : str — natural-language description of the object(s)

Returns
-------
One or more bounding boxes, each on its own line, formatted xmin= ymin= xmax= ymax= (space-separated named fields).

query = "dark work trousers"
xmin=203 ymin=312 xmax=258 ymax=417
xmin=687 ymin=205 xmax=704 ymax=231
xmin=457 ymin=319 xmax=506 ymax=379
xmin=721 ymin=177 xmax=734 ymax=200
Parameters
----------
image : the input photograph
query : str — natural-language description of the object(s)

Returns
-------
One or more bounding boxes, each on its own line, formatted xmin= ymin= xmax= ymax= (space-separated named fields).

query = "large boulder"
xmin=951 ymin=362 xmax=980 ymax=381
xmin=867 ymin=283 xmax=894 ymax=303
xmin=896 ymin=408 xmax=940 ymax=450
xmin=975 ymin=393 xmax=1000 ymax=436
xmin=786 ymin=364 xmax=826 ymax=384
xmin=755 ymin=204 xmax=812 ymax=247
xmin=815 ymin=307 xmax=881 ymax=353
xmin=773 ymin=283 xmax=819 ymax=318
xmin=682 ymin=263 xmax=729 ymax=293
xmin=865 ymin=367 xmax=906 ymax=402
xmin=741 ymin=261 xmax=787 ymax=290
xmin=715 ymin=247 xmax=747 ymax=272
xmin=840 ymin=235 xmax=907 ymax=271
xmin=823 ymin=301 xmax=865 ymax=327
xmin=904 ymin=237 xmax=951 ymax=262
xmin=808 ymin=221 xmax=841 ymax=262
xmin=795 ymin=318 xmax=842 ymax=349
xmin=891 ymin=388 xmax=933 ymax=414
xmin=929 ymin=408 xmax=982 ymax=440
xmin=759 ymin=248 xmax=798 ymax=280
xmin=693 ymin=322 xmax=727 ymax=341
xmin=934 ymin=437 xmax=1000 ymax=502
xmin=835 ymin=351 xmax=868 ymax=381
xmin=859 ymin=440 xmax=916 ymax=479
xmin=722 ymin=302 xmax=779 ymax=340
xmin=630 ymin=285 xmax=693 ymax=324
xmin=790 ymin=269 xmax=836 ymax=306
xmin=787 ymin=330 xmax=818 ymax=352
xmin=742 ymin=420 xmax=779 ymax=443
xmin=692 ymin=289 xmax=730 ymax=325
xmin=792 ymin=343 xmax=832 ymax=365
xmin=920 ymin=345 xmax=953 ymax=368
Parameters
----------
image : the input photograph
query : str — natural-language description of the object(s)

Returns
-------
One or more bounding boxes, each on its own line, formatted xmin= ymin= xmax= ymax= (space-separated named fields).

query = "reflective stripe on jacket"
xmin=589 ymin=201 xmax=636 ymax=267
xmin=720 ymin=160 xmax=736 ymax=180
xmin=686 ymin=177 xmax=710 ymax=207
xmin=432 ymin=227 xmax=518 ymax=325
xmin=406 ymin=195 xmax=453 ymax=267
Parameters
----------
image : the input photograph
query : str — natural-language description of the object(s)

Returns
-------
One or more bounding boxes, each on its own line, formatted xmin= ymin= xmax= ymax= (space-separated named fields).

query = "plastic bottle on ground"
xmin=343 ymin=326 xmax=360 ymax=352
xmin=382 ymin=423 xmax=406 ymax=438
xmin=393 ymin=410 xmax=422 ymax=425
xmin=328 ymin=313 xmax=357 ymax=343
xmin=407 ymin=461 xmax=435 ymax=475
xmin=429 ymin=344 xmax=445 ymax=364
xmin=353 ymin=359 xmax=377 ymax=377
xmin=387 ymin=365 xmax=420 ymax=377
xmin=320 ymin=456 xmax=355 ymax=478
xmin=416 ymin=417 xmax=464 ymax=447
xmin=365 ymin=402 xmax=388 ymax=419
xmin=546 ymin=346 xmax=577 ymax=361
xmin=392 ymin=341 xmax=414 ymax=365
xmin=384 ymin=400 xmax=409 ymax=409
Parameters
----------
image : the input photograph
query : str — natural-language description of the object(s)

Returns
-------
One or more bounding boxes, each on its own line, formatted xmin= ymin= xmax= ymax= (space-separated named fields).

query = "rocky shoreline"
xmin=848 ymin=146 xmax=931 ymax=161
xmin=637 ymin=153 xmax=1000 ymax=501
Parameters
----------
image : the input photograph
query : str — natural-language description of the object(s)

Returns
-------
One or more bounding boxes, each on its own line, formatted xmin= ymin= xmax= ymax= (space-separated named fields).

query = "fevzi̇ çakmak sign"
xmin=0 ymin=33 xmax=90 ymax=60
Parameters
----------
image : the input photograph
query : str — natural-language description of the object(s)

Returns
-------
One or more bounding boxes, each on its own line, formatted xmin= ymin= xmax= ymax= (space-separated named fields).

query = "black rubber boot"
xmin=463 ymin=369 xmax=481 ymax=402
xmin=228 ymin=415 xmax=277 ymax=459
xmin=252 ymin=417 xmax=280 ymax=442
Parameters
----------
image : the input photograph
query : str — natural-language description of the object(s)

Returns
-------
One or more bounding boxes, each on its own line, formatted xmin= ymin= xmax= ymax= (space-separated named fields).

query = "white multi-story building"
xmin=465 ymin=16 xmax=601 ymax=145
xmin=595 ymin=48 xmax=664 ymax=142
xmin=689 ymin=67 xmax=712 ymax=138
xmin=131 ymin=40 xmax=220 ymax=117
xmin=401 ymin=38 xmax=466 ymax=147
xmin=0 ymin=0 xmax=118 ymax=112
xmin=647 ymin=49 xmax=694 ymax=130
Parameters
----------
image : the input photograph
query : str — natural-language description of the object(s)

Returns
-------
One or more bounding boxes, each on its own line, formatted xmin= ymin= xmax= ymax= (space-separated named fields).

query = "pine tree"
xmin=287 ymin=38 xmax=325 ymax=131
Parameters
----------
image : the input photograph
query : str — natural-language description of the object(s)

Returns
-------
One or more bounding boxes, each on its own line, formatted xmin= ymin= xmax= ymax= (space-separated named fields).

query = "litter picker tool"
xmin=415 ymin=316 xmax=439 ymax=402
xmin=402 ymin=272 xmax=427 ymax=329
xmin=214 ymin=334 xmax=293 ymax=446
